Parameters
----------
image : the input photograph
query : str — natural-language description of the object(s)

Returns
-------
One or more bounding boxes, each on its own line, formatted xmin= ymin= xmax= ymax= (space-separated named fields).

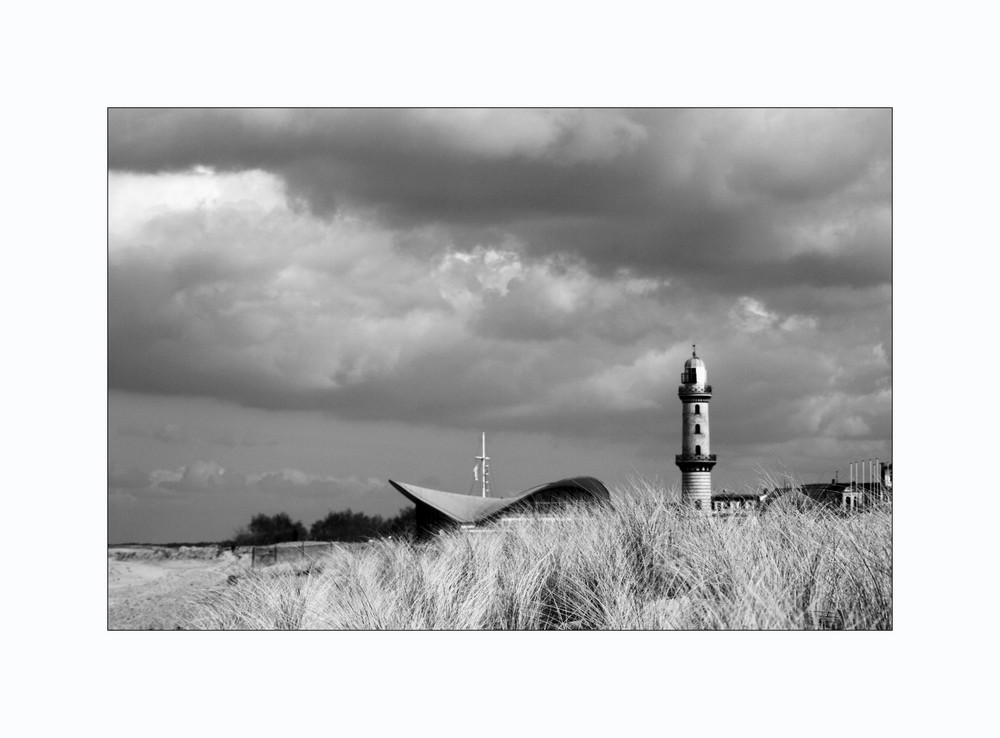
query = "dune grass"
xmin=183 ymin=478 xmax=891 ymax=630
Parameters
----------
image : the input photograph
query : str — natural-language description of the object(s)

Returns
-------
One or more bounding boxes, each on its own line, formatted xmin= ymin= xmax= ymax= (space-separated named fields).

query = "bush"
xmin=310 ymin=509 xmax=383 ymax=542
xmin=233 ymin=512 xmax=307 ymax=546
xmin=310 ymin=507 xmax=416 ymax=542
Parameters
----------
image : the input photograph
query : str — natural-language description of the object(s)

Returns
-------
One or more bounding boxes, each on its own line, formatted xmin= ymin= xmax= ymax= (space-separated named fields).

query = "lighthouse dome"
xmin=682 ymin=348 xmax=707 ymax=385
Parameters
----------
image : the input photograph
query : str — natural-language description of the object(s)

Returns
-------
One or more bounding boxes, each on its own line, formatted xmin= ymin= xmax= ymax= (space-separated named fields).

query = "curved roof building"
xmin=388 ymin=477 xmax=611 ymax=539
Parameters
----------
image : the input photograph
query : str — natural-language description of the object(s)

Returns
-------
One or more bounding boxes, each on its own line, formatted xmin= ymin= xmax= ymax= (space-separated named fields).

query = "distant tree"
xmin=233 ymin=512 xmax=307 ymax=546
xmin=309 ymin=506 xmax=417 ymax=541
xmin=310 ymin=509 xmax=384 ymax=542
xmin=382 ymin=506 xmax=416 ymax=539
xmin=233 ymin=507 xmax=418 ymax=546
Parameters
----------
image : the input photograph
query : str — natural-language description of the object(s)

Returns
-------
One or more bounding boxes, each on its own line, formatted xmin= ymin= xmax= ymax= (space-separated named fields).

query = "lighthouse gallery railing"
xmin=678 ymin=384 xmax=712 ymax=395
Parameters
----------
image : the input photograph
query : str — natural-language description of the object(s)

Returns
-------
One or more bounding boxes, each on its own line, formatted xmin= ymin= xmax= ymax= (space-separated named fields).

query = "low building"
xmin=387 ymin=476 xmax=612 ymax=540
xmin=798 ymin=482 xmax=858 ymax=510
xmin=772 ymin=479 xmax=890 ymax=511
xmin=710 ymin=489 xmax=760 ymax=512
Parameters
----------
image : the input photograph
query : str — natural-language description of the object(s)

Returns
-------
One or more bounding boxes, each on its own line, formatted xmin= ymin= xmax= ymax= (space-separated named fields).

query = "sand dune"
xmin=108 ymin=547 xmax=250 ymax=630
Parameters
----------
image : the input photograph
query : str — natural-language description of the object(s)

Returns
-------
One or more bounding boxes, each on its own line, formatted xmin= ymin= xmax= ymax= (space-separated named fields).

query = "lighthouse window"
xmin=695 ymin=405 xmax=700 ymax=415
xmin=696 ymin=445 xmax=702 ymax=455
xmin=695 ymin=424 xmax=701 ymax=434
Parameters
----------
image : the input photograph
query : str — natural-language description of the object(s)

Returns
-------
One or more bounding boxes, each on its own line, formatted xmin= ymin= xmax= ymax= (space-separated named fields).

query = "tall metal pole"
xmin=476 ymin=432 xmax=490 ymax=498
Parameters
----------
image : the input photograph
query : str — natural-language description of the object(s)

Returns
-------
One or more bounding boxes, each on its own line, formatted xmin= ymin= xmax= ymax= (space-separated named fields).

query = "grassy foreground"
xmin=183 ymin=480 xmax=891 ymax=630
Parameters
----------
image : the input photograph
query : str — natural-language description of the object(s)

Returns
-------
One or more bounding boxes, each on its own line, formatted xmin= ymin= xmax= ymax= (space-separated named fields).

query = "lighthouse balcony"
xmin=678 ymin=384 xmax=712 ymax=396
xmin=675 ymin=454 xmax=717 ymax=463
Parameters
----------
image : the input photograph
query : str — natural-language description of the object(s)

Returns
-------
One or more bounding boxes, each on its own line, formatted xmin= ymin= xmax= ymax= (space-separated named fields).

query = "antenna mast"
xmin=475 ymin=432 xmax=490 ymax=497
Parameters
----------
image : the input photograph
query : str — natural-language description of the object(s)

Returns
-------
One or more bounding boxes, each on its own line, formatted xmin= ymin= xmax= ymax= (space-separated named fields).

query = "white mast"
xmin=475 ymin=432 xmax=490 ymax=497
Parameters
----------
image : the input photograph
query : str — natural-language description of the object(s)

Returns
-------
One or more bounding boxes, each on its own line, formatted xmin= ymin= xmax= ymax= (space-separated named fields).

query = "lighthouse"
xmin=675 ymin=346 xmax=716 ymax=510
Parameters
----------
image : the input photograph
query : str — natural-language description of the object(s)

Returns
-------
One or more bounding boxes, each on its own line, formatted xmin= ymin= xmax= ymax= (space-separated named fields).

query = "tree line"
xmin=228 ymin=507 xmax=416 ymax=546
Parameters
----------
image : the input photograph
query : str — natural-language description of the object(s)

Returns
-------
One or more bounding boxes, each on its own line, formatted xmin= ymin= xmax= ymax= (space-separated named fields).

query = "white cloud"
xmin=788 ymin=391 xmax=885 ymax=439
xmin=158 ymin=460 xmax=246 ymax=493
xmin=108 ymin=168 xmax=288 ymax=240
xmin=149 ymin=468 xmax=182 ymax=485
xmin=110 ymin=196 xmax=682 ymax=429
xmin=730 ymin=296 xmax=818 ymax=335
xmin=547 ymin=349 xmax=672 ymax=413
xmin=779 ymin=314 xmax=818 ymax=332
xmin=730 ymin=296 xmax=777 ymax=333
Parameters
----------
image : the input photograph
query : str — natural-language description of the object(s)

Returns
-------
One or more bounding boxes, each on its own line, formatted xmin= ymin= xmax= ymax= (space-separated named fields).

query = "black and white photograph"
xmin=108 ymin=108 xmax=892 ymax=630
xmin=10 ymin=0 xmax=1000 ymax=732
xmin=12 ymin=0 xmax=1000 ymax=732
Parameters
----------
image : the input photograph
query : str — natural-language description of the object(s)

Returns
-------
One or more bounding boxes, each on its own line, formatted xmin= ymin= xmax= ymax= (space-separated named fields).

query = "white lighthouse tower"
xmin=675 ymin=346 xmax=716 ymax=510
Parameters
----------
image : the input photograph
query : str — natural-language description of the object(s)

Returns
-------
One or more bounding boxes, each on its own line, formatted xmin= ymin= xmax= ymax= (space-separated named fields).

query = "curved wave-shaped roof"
xmin=388 ymin=476 xmax=611 ymax=525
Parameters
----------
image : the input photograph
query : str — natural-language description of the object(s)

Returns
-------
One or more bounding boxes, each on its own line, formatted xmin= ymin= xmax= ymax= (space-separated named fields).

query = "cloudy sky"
xmin=108 ymin=108 xmax=891 ymax=543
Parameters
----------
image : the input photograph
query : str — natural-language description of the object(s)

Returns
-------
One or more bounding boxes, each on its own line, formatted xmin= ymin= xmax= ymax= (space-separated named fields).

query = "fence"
xmin=250 ymin=541 xmax=341 ymax=568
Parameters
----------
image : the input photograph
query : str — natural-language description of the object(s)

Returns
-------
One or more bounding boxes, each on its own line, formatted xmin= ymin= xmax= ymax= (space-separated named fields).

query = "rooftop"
xmin=387 ymin=477 xmax=612 ymax=525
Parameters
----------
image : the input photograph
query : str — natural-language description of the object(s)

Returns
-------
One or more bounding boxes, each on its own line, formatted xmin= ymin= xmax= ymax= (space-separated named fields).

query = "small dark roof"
xmin=801 ymin=483 xmax=848 ymax=494
xmin=799 ymin=483 xmax=884 ymax=495
xmin=388 ymin=477 xmax=611 ymax=525
xmin=712 ymin=489 xmax=760 ymax=500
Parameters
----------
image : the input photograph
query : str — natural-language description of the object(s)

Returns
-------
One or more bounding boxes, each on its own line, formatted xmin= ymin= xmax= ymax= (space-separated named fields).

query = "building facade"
xmin=711 ymin=489 xmax=759 ymax=512
xmin=675 ymin=347 xmax=716 ymax=510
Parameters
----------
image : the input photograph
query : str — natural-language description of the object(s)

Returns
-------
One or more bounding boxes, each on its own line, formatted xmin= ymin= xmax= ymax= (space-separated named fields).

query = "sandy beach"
xmin=108 ymin=547 xmax=250 ymax=629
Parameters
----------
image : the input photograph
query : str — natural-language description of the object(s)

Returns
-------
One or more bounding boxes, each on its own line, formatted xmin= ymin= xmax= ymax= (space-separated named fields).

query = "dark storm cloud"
xmin=108 ymin=203 xmax=888 ymax=451
xmin=108 ymin=109 xmax=646 ymax=221
xmin=108 ymin=109 xmax=891 ymax=482
xmin=108 ymin=109 xmax=891 ymax=291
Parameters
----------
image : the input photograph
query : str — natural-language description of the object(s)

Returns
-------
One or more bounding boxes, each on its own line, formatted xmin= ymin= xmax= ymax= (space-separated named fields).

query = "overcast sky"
xmin=108 ymin=108 xmax=891 ymax=543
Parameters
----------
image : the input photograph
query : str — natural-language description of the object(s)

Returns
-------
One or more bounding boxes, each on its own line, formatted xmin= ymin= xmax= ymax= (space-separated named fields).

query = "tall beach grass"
xmin=183 ymin=477 xmax=891 ymax=630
